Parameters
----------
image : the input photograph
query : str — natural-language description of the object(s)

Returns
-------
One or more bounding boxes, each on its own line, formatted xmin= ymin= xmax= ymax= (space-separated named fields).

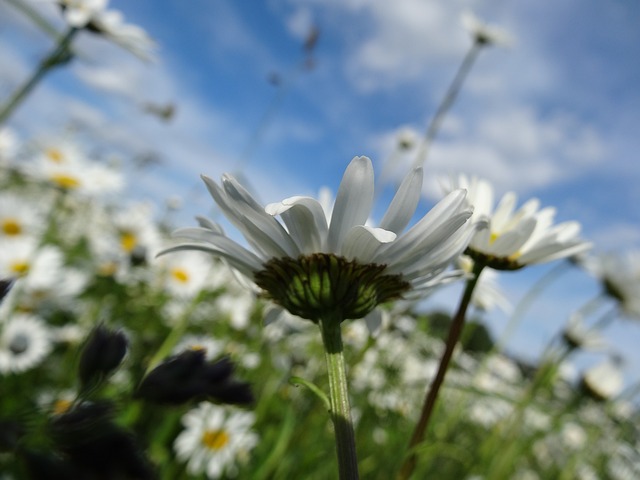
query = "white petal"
xmin=327 ymin=156 xmax=374 ymax=253
xmin=340 ymin=226 xmax=396 ymax=263
xmin=489 ymin=217 xmax=537 ymax=256
xmin=379 ymin=167 xmax=423 ymax=234
xmin=375 ymin=189 xmax=469 ymax=265
xmin=491 ymin=191 xmax=518 ymax=231
xmin=266 ymin=196 xmax=328 ymax=253
xmin=158 ymin=244 xmax=260 ymax=279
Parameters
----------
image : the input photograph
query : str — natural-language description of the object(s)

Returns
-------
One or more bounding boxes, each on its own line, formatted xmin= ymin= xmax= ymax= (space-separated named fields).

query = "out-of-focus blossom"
xmin=445 ymin=174 xmax=591 ymax=270
xmin=155 ymin=250 xmax=219 ymax=299
xmin=581 ymin=360 xmax=624 ymax=401
xmin=174 ymin=402 xmax=259 ymax=479
xmin=27 ymin=138 xmax=123 ymax=196
xmin=0 ymin=191 xmax=47 ymax=240
xmin=580 ymin=251 xmax=640 ymax=318
xmin=57 ymin=0 xmax=108 ymax=28
xmin=0 ymin=314 xmax=52 ymax=374
xmin=562 ymin=314 xmax=608 ymax=351
xmin=461 ymin=10 xmax=514 ymax=47
xmin=91 ymin=9 xmax=157 ymax=61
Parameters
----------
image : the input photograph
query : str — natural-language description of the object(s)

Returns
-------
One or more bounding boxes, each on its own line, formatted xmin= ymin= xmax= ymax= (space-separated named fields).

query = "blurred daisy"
xmin=562 ymin=314 xmax=608 ymax=351
xmin=27 ymin=137 xmax=123 ymax=196
xmin=446 ymin=174 xmax=591 ymax=270
xmin=215 ymin=290 xmax=255 ymax=330
xmin=155 ymin=250 xmax=218 ymax=298
xmin=57 ymin=0 xmax=108 ymax=27
xmin=0 ymin=240 xmax=63 ymax=291
xmin=174 ymin=402 xmax=259 ymax=479
xmin=581 ymin=360 xmax=624 ymax=401
xmin=55 ymin=0 xmax=155 ymax=60
xmin=91 ymin=9 xmax=157 ymax=61
xmin=461 ymin=10 xmax=513 ymax=47
xmin=163 ymin=156 xmax=476 ymax=323
xmin=0 ymin=314 xmax=52 ymax=374
xmin=0 ymin=192 xmax=46 ymax=240
xmin=580 ymin=251 xmax=640 ymax=318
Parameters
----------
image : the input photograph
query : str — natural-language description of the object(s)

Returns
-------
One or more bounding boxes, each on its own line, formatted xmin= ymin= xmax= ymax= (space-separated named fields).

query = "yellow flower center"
xmin=50 ymin=173 xmax=80 ymax=189
xmin=46 ymin=148 xmax=65 ymax=163
xmin=489 ymin=232 xmax=499 ymax=244
xmin=52 ymin=399 xmax=73 ymax=415
xmin=171 ymin=268 xmax=190 ymax=284
xmin=189 ymin=344 xmax=206 ymax=352
xmin=10 ymin=261 xmax=30 ymax=276
xmin=201 ymin=429 xmax=230 ymax=451
xmin=120 ymin=231 xmax=138 ymax=252
xmin=98 ymin=262 xmax=118 ymax=277
xmin=2 ymin=218 xmax=22 ymax=236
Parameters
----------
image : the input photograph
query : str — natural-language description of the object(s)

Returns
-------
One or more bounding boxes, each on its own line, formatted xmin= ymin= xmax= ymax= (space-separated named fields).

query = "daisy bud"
xmin=78 ymin=325 xmax=128 ymax=389
xmin=135 ymin=351 xmax=254 ymax=406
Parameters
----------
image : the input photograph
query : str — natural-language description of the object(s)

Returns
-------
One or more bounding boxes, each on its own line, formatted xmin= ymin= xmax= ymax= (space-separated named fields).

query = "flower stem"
xmin=0 ymin=27 xmax=78 ymax=126
xmin=396 ymin=262 xmax=484 ymax=480
xmin=319 ymin=315 xmax=359 ymax=480
xmin=413 ymin=41 xmax=482 ymax=168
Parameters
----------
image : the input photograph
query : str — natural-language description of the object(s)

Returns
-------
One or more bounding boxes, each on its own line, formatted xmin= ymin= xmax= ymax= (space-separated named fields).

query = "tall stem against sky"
xmin=413 ymin=41 xmax=482 ymax=168
xmin=396 ymin=261 xmax=484 ymax=480
xmin=0 ymin=27 xmax=77 ymax=126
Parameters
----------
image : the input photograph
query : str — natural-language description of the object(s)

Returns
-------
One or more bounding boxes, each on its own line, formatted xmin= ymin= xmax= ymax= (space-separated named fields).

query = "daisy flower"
xmin=173 ymin=335 xmax=224 ymax=361
xmin=461 ymin=10 xmax=513 ymax=47
xmin=581 ymin=360 xmax=624 ymax=401
xmin=174 ymin=402 xmax=259 ymax=479
xmin=57 ymin=0 xmax=108 ymax=28
xmin=27 ymin=137 xmax=124 ymax=196
xmin=580 ymin=251 xmax=640 ymax=318
xmin=0 ymin=314 xmax=52 ymax=374
xmin=562 ymin=313 xmax=608 ymax=351
xmin=162 ymin=156 xmax=476 ymax=323
xmin=0 ymin=191 xmax=47 ymax=240
xmin=446 ymin=174 xmax=591 ymax=271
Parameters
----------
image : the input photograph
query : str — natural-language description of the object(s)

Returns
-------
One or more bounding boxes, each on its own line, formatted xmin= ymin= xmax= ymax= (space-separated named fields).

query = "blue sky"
xmin=1 ymin=0 xmax=639 ymax=381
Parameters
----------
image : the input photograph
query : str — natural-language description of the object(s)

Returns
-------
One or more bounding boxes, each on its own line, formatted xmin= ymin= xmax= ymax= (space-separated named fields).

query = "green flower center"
xmin=254 ymin=253 xmax=410 ymax=323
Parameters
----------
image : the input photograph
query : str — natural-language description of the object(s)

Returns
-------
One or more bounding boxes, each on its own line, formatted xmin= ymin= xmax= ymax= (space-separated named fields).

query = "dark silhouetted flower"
xmin=136 ymin=350 xmax=253 ymax=406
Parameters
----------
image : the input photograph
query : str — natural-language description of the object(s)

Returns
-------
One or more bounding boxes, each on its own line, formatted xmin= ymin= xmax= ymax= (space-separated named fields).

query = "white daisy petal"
xmin=266 ymin=196 xmax=328 ymax=253
xmin=379 ymin=166 xmax=423 ymax=234
xmin=328 ymin=156 xmax=375 ymax=253
xmin=340 ymin=226 xmax=396 ymax=263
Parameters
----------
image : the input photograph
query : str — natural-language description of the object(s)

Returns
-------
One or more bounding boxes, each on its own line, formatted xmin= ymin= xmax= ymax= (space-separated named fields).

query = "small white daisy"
xmin=581 ymin=360 xmax=624 ymax=401
xmin=562 ymin=314 xmax=608 ymax=351
xmin=580 ymin=251 xmax=640 ymax=318
xmin=0 ymin=191 xmax=46 ymax=240
xmin=57 ymin=0 xmax=108 ymax=28
xmin=457 ymin=254 xmax=510 ymax=312
xmin=174 ymin=402 xmax=259 ymax=479
xmin=27 ymin=137 xmax=124 ymax=196
xmin=0 ymin=314 xmax=52 ymax=374
xmin=461 ymin=10 xmax=514 ymax=47
xmin=446 ymin=174 xmax=591 ymax=270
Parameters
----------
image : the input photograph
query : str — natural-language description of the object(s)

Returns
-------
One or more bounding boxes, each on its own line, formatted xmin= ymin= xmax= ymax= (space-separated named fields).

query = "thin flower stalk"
xmin=397 ymin=261 xmax=484 ymax=480
xmin=0 ymin=27 xmax=78 ymax=126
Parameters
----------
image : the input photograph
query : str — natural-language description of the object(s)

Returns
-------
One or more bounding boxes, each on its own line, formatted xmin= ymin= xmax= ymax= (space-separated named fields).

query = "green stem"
xmin=319 ymin=315 xmax=359 ymax=480
xmin=396 ymin=262 xmax=484 ymax=480
xmin=413 ymin=41 xmax=483 ymax=168
xmin=0 ymin=27 xmax=78 ymax=126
